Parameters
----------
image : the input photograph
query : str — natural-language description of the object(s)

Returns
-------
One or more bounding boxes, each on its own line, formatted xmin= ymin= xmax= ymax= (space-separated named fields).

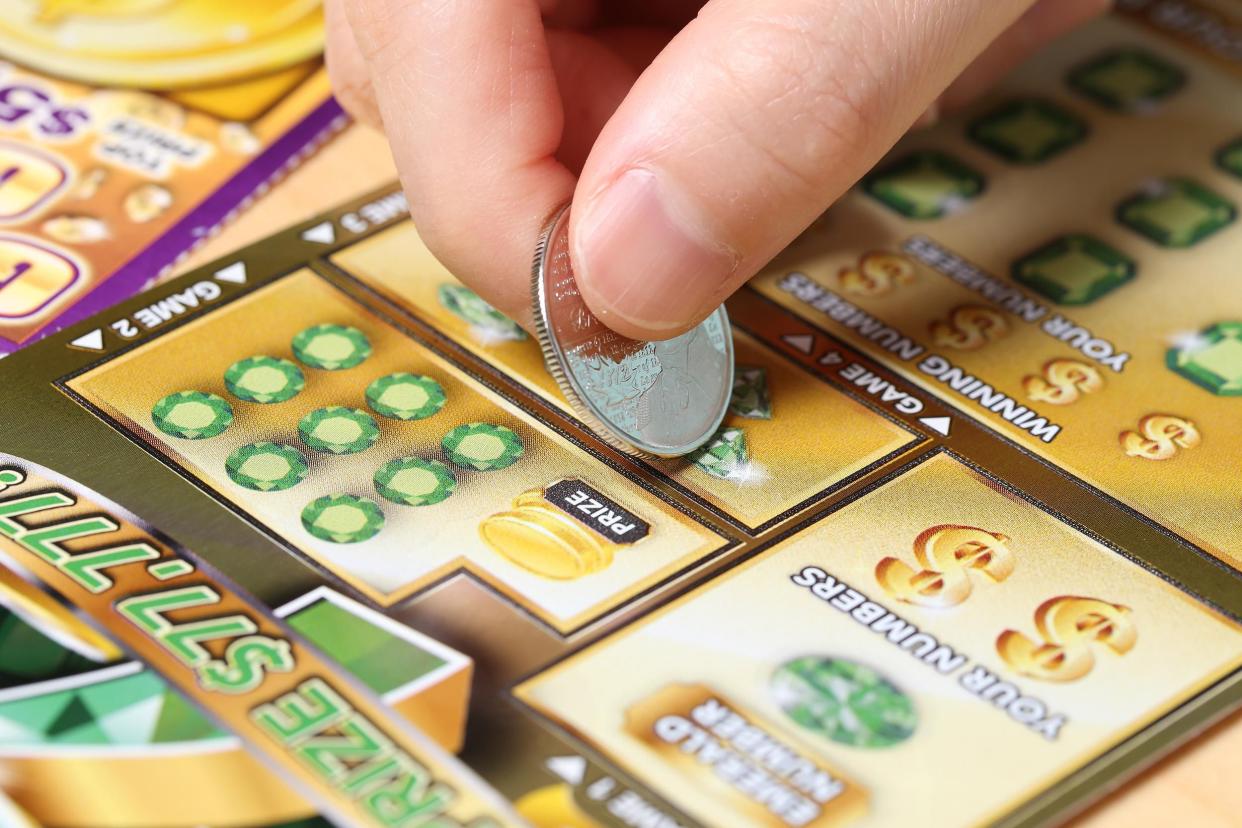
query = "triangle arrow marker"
xmin=69 ymin=329 xmax=104 ymax=351
xmin=545 ymin=755 xmax=586 ymax=786
xmin=301 ymin=221 xmax=335 ymax=245
xmin=781 ymin=333 xmax=815 ymax=355
xmin=214 ymin=262 xmax=247 ymax=284
xmin=919 ymin=415 xmax=952 ymax=436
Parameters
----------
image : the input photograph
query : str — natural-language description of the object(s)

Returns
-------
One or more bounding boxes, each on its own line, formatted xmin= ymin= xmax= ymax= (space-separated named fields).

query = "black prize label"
xmin=544 ymin=479 xmax=650 ymax=544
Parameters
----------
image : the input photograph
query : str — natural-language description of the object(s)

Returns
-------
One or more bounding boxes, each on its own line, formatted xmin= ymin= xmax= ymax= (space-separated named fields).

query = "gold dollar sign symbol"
xmin=1119 ymin=414 xmax=1201 ymax=460
xmin=997 ymin=596 xmax=1137 ymax=682
xmin=875 ymin=524 xmax=1014 ymax=608
xmin=1022 ymin=359 xmax=1104 ymax=405
xmin=929 ymin=305 xmax=1010 ymax=350
xmin=838 ymin=251 xmax=916 ymax=296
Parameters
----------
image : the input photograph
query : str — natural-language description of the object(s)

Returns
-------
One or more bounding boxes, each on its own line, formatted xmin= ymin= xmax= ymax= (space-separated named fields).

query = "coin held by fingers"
xmin=532 ymin=203 xmax=734 ymax=458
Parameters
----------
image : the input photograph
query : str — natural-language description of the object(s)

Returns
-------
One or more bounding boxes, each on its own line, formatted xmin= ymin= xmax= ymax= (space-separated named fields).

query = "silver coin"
xmin=531 ymin=203 xmax=734 ymax=458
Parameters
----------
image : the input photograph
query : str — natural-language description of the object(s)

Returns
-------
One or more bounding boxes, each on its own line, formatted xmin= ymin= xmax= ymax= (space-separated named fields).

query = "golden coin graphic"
xmin=480 ymin=489 xmax=616 ymax=579
xmin=0 ymin=0 xmax=324 ymax=89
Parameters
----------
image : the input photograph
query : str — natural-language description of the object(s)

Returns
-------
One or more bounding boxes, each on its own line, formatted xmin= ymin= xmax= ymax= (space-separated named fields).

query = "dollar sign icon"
xmin=997 ymin=596 xmax=1137 ymax=682
xmin=929 ymin=305 xmax=1010 ymax=350
xmin=875 ymin=524 xmax=1014 ymax=608
xmin=1022 ymin=359 xmax=1103 ymax=405
xmin=838 ymin=251 xmax=916 ymax=296
xmin=1120 ymin=414 xmax=1201 ymax=460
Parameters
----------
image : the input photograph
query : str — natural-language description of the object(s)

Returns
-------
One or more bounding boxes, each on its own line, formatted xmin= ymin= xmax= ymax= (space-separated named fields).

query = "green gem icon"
xmin=441 ymin=422 xmax=524 ymax=471
xmin=301 ymin=495 xmax=385 ymax=543
xmin=1167 ymin=322 xmax=1242 ymax=396
xmin=374 ymin=457 xmax=457 ymax=506
xmin=299 ymin=407 xmax=381 ymax=455
xmin=771 ymin=656 xmax=917 ymax=749
xmin=967 ymin=97 xmax=1087 ymax=164
xmin=224 ymin=355 xmax=305 ymax=403
xmin=225 ymin=442 xmax=309 ymax=491
xmin=438 ymin=283 xmax=527 ymax=342
xmin=729 ymin=366 xmax=772 ymax=420
xmin=1218 ymin=136 xmax=1242 ymax=179
xmin=691 ymin=427 xmax=749 ymax=480
xmin=291 ymin=324 xmax=372 ymax=370
xmin=1068 ymin=48 xmax=1185 ymax=112
xmin=1117 ymin=178 xmax=1236 ymax=248
xmin=151 ymin=391 xmax=233 ymax=440
xmin=862 ymin=151 xmax=985 ymax=219
xmin=1012 ymin=234 xmax=1136 ymax=305
xmin=366 ymin=373 xmax=446 ymax=421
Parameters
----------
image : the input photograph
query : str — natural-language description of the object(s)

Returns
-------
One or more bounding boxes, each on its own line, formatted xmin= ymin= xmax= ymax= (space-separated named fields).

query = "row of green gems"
xmin=152 ymin=391 xmax=234 ymax=440
xmin=366 ymin=373 xmax=445 ymax=421
xmin=299 ymin=422 xmax=522 ymax=543
xmin=224 ymin=356 xmax=305 ymax=404
xmin=301 ymin=495 xmax=385 ymax=544
xmin=1013 ymin=177 xmax=1236 ymax=307
xmin=440 ymin=422 xmax=524 ymax=471
xmin=291 ymin=324 xmax=372 ymax=370
xmin=226 ymin=442 xmax=309 ymax=491
xmin=298 ymin=407 xmax=381 ymax=455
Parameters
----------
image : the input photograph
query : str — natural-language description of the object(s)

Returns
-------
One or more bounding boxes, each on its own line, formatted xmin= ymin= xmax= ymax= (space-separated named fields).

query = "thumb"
xmin=571 ymin=0 xmax=1037 ymax=340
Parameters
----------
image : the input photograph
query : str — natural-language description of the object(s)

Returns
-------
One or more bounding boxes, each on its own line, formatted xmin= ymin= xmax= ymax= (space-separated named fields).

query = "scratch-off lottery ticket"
xmin=0 ymin=0 xmax=340 ymax=354
xmin=0 ymin=3 xmax=1239 ymax=828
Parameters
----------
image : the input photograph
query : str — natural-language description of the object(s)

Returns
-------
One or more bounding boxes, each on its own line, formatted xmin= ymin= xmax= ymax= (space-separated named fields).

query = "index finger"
xmin=342 ymin=0 xmax=576 ymax=328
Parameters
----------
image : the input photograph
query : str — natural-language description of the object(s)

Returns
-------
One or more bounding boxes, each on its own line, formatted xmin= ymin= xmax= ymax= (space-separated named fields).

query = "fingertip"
xmin=570 ymin=167 xmax=739 ymax=341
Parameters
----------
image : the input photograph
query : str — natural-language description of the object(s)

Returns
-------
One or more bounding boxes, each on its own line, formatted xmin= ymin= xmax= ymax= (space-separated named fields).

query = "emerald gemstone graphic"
xmin=1167 ymin=322 xmax=1242 ymax=396
xmin=968 ymin=97 xmax=1086 ymax=164
xmin=1012 ymin=234 xmax=1136 ymax=305
xmin=441 ymin=423 xmax=524 ymax=471
xmin=151 ymin=391 xmax=233 ymax=440
xmin=301 ymin=495 xmax=386 ymax=543
xmin=1117 ymin=178 xmax=1236 ymax=248
xmin=863 ymin=151 xmax=985 ymax=219
xmin=1068 ymin=47 xmax=1185 ymax=112
xmin=771 ymin=656 xmax=917 ymax=748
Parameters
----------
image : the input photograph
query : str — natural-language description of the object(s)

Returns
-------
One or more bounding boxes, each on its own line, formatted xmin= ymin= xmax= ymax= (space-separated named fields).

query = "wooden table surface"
xmin=183 ymin=125 xmax=1242 ymax=828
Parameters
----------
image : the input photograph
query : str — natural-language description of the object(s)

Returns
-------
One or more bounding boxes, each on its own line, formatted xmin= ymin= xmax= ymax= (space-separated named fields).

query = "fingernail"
xmin=572 ymin=168 xmax=738 ymax=337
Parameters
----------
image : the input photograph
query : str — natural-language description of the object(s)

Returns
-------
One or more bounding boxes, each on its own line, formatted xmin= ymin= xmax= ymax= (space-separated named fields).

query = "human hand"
xmin=326 ymin=0 xmax=1108 ymax=339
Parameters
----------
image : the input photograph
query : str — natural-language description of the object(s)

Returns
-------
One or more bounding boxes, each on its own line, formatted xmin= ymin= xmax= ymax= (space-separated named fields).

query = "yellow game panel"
xmin=753 ymin=15 xmax=1242 ymax=570
xmin=332 ymin=222 xmax=920 ymax=530
xmin=516 ymin=453 xmax=1242 ymax=828
xmin=68 ymin=269 xmax=728 ymax=633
